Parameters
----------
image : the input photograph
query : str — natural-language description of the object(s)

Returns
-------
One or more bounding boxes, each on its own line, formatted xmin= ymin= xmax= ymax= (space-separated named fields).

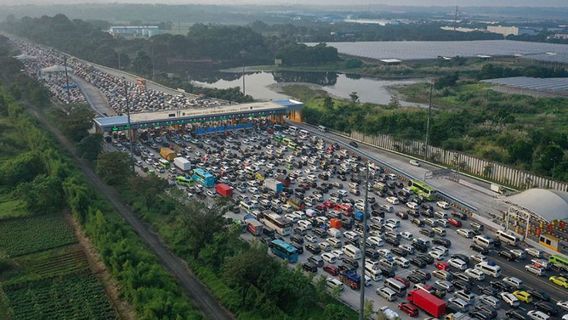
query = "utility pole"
xmin=359 ymin=161 xmax=370 ymax=320
xmin=63 ymin=56 xmax=71 ymax=103
xmin=453 ymin=6 xmax=459 ymax=31
xmin=424 ymin=81 xmax=433 ymax=160
xmin=123 ymin=78 xmax=135 ymax=173
xmin=151 ymin=44 xmax=156 ymax=80
xmin=242 ymin=64 xmax=246 ymax=95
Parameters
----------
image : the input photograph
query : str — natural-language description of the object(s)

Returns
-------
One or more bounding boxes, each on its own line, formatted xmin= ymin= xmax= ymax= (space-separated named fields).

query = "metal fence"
xmin=348 ymin=131 xmax=568 ymax=192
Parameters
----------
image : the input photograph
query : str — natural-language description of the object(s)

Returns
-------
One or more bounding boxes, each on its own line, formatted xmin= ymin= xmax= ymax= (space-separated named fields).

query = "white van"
xmin=409 ymin=159 xmax=420 ymax=167
xmin=386 ymin=197 xmax=400 ymax=205
xmin=464 ymin=268 xmax=485 ymax=281
xmin=326 ymin=277 xmax=343 ymax=291
xmin=344 ymin=244 xmax=362 ymax=260
xmin=525 ymin=264 xmax=544 ymax=276
xmin=434 ymin=211 xmax=448 ymax=219
xmin=365 ymin=265 xmax=383 ymax=282
xmin=500 ymin=292 xmax=520 ymax=307
xmin=377 ymin=286 xmax=397 ymax=302
xmin=475 ymin=261 xmax=502 ymax=277
xmin=327 ymin=228 xmax=343 ymax=239
xmin=344 ymin=231 xmax=360 ymax=241
xmin=525 ymin=247 xmax=542 ymax=258
xmin=454 ymin=290 xmax=476 ymax=304
xmin=478 ymin=295 xmax=501 ymax=309
xmin=384 ymin=278 xmax=407 ymax=296
xmin=457 ymin=228 xmax=474 ymax=238
xmin=327 ymin=237 xmax=343 ymax=249
xmin=503 ymin=276 xmax=523 ymax=289
xmin=527 ymin=310 xmax=551 ymax=320
xmin=473 ymin=235 xmax=495 ymax=248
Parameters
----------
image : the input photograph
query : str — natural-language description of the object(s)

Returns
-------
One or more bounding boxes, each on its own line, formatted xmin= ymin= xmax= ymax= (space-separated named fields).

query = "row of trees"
xmin=299 ymin=84 xmax=568 ymax=182
xmin=0 ymin=54 xmax=203 ymax=319
xmin=477 ymin=63 xmax=568 ymax=79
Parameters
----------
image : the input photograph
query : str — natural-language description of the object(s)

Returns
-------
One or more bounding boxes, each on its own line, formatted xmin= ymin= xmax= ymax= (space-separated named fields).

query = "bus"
xmin=549 ymin=254 xmax=568 ymax=271
xmin=261 ymin=212 xmax=292 ymax=236
xmin=270 ymin=239 xmax=298 ymax=263
xmin=192 ymin=168 xmax=215 ymax=188
xmin=176 ymin=175 xmax=193 ymax=186
xmin=496 ymin=230 xmax=519 ymax=246
xmin=409 ymin=180 xmax=436 ymax=201
xmin=158 ymin=159 xmax=170 ymax=168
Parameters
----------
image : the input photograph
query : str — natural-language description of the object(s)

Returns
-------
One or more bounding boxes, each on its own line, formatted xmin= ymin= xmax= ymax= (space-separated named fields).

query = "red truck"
xmin=407 ymin=289 xmax=446 ymax=318
xmin=215 ymin=183 xmax=233 ymax=197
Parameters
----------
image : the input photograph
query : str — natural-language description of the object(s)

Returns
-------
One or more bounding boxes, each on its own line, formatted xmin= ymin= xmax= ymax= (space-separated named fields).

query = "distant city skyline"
xmin=1 ymin=0 xmax=568 ymax=7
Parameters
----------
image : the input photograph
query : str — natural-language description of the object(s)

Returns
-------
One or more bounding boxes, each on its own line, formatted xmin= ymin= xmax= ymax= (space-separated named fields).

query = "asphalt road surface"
xmin=25 ymin=104 xmax=234 ymax=320
xmin=71 ymin=74 xmax=115 ymax=116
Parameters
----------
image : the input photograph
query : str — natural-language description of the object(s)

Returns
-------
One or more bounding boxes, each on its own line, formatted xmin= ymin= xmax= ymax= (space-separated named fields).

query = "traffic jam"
xmin=109 ymin=124 xmax=568 ymax=320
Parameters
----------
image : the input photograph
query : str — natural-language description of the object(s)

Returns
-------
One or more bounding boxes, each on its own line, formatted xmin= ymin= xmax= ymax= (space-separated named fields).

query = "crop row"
xmin=0 ymin=214 xmax=77 ymax=257
xmin=4 ymin=273 xmax=117 ymax=320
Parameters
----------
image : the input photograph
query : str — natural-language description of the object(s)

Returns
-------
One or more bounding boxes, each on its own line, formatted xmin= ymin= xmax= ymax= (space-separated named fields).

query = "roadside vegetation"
xmin=283 ymin=81 xmax=568 ymax=182
xmin=0 ymin=49 xmax=202 ymax=319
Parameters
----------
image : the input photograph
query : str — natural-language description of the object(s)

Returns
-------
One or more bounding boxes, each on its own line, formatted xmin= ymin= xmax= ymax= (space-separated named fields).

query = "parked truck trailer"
xmin=173 ymin=157 xmax=191 ymax=171
xmin=407 ymin=289 xmax=446 ymax=318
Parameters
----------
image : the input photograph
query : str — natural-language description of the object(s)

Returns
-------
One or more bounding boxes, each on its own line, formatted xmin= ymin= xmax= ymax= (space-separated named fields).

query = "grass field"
xmin=0 ymin=214 xmax=77 ymax=257
xmin=0 ymin=194 xmax=29 ymax=221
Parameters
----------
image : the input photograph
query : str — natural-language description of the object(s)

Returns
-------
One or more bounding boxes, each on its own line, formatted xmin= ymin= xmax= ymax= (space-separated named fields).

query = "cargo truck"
xmin=173 ymin=157 xmax=191 ymax=172
xmin=160 ymin=147 xmax=176 ymax=161
xmin=245 ymin=218 xmax=263 ymax=236
xmin=263 ymin=178 xmax=284 ymax=193
xmin=215 ymin=183 xmax=233 ymax=197
xmin=339 ymin=270 xmax=361 ymax=290
xmin=407 ymin=289 xmax=446 ymax=318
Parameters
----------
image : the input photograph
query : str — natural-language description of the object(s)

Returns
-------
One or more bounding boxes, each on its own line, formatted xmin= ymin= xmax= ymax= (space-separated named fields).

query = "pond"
xmin=191 ymin=71 xmax=426 ymax=107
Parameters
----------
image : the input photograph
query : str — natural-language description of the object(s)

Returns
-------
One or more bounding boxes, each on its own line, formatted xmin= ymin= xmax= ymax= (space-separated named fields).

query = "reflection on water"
xmin=192 ymin=71 xmax=425 ymax=106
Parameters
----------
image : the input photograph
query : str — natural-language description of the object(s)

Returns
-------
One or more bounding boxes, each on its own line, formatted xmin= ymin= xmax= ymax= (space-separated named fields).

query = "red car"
xmin=447 ymin=218 xmax=462 ymax=228
xmin=394 ymin=275 xmax=410 ymax=288
xmin=435 ymin=261 xmax=449 ymax=271
xmin=398 ymin=302 xmax=419 ymax=317
xmin=323 ymin=264 xmax=339 ymax=276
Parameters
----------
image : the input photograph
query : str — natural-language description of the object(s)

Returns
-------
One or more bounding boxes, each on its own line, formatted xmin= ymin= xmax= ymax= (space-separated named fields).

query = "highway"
xmin=71 ymin=74 xmax=115 ymax=116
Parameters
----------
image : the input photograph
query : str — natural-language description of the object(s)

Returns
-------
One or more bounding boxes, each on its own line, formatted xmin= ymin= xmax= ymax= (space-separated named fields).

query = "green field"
xmin=3 ymin=272 xmax=116 ymax=320
xmin=0 ymin=194 xmax=28 ymax=221
xmin=0 ymin=214 xmax=77 ymax=257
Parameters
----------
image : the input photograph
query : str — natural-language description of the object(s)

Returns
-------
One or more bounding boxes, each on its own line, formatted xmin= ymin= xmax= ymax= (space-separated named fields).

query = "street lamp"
xmin=123 ymin=77 xmax=135 ymax=173
xmin=424 ymin=81 xmax=433 ymax=160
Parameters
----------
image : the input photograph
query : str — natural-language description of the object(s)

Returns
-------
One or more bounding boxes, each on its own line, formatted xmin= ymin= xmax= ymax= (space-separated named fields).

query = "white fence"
xmin=348 ymin=131 xmax=568 ymax=192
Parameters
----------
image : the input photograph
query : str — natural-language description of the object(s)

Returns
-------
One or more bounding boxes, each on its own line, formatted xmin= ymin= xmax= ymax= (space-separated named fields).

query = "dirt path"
xmin=27 ymin=105 xmax=234 ymax=320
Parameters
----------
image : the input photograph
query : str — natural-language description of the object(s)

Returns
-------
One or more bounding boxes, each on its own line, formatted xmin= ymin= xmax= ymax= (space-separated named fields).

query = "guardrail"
xmin=290 ymin=121 xmax=479 ymax=213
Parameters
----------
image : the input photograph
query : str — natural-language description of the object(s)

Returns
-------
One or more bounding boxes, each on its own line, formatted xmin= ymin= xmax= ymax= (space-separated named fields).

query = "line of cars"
xmin=109 ymin=125 xmax=567 ymax=320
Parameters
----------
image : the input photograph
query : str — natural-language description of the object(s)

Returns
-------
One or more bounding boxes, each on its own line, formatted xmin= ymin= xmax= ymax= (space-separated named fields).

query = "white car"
xmin=456 ymin=228 xmax=474 ymax=238
xmin=386 ymin=196 xmax=400 ymax=205
xmin=527 ymin=310 xmax=550 ymax=320
xmin=448 ymin=258 xmax=468 ymax=271
xmin=436 ymin=201 xmax=450 ymax=209
xmin=557 ymin=300 xmax=568 ymax=312
xmin=525 ymin=247 xmax=542 ymax=258
xmin=406 ymin=201 xmax=419 ymax=210
xmin=428 ymin=250 xmax=444 ymax=260
xmin=510 ymin=249 xmax=526 ymax=260
xmin=400 ymin=232 xmax=413 ymax=240
xmin=470 ymin=254 xmax=487 ymax=264
xmin=305 ymin=234 xmax=318 ymax=243
xmin=331 ymin=249 xmax=344 ymax=259
xmin=377 ymin=248 xmax=393 ymax=259
xmin=431 ymin=246 xmax=448 ymax=256
xmin=503 ymin=276 xmax=523 ymax=289
xmin=367 ymin=236 xmax=384 ymax=247
xmin=525 ymin=264 xmax=544 ymax=276
xmin=321 ymin=252 xmax=337 ymax=264
xmin=464 ymin=268 xmax=485 ymax=281
xmin=500 ymin=292 xmax=520 ymax=307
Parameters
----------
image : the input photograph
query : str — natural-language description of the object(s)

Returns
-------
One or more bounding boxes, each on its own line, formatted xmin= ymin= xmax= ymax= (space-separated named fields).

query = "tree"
xmin=96 ymin=152 xmax=131 ymax=185
xmin=534 ymin=144 xmax=564 ymax=173
xmin=323 ymin=304 xmax=355 ymax=320
xmin=364 ymin=299 xmax=375 ymax=320
xmin=349 ymin=91 xmax=359 ymax=103
xmin=323 ymin=96 xmax=334 ymax=109
xmin=59 ymin=104 xmax=95 ymax=142
xmin=434 ymin=72 xmax=459 ymax=89
xmin=507 ymin=140 xmax=534 ymax=165
xmin=388 ymin=94 xmax=400 ymax=108
xmin=132 ymin=50 xmax=153 ymax=76
xmin=17 ymin=175 xmax=64 ymax=214
xmin=77 ymin=133 xmax=103 ymax=161
xmin=177 ymin=200 xmax=226 ymax=258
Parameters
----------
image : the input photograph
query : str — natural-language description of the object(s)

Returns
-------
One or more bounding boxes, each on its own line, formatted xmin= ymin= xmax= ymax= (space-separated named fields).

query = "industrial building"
xmin=108 ymin=26 xmax=161 ymax=38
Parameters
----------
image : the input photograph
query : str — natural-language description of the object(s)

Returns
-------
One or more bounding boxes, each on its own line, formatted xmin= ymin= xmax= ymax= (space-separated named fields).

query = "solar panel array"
xmin=482 ymin=77 xmax=568 ymax=94
xmin=309 ymin=40 xmax=568 ymax=64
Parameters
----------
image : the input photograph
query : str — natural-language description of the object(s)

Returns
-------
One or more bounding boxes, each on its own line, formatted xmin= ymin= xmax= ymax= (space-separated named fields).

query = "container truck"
xmin=245 ymin=218 xmax=263 ymax=236
xmin=407 ymin=289 xmax=446 ymax=318
xmin=263 ymin=178 xmax=284 ymax=193
xmin=215 ymin=183 xmax=233 ymax=197
xmin=173 ymin=157 xmax=191 ymax=172
xmin=160 ymin=147 xmax=176 ymax=161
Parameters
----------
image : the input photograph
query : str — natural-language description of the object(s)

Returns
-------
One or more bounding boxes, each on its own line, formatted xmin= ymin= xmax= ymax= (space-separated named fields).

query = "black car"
xmin=527 ymin=289 xmax=551 ymax=302
xmin=407 ymin=274 xmax=425 ymax=284
xmin=419 ymin=228 xmax=435 ymax=237
xmin=305 ymin=244 xmax=321 ymax=254
xmin=505 ymin=310 xmax=526 ymax=320
xmin=412 ymin=269 xmax=431 ymax=280
xmin=477 ymin=285 xmax=498 ymax=296
xmin=417 ymin=254 xmax=434 ymax=264
xmin=453 ymin=280 xmax=472 ymax=292
xmin=302 ymin=262 xmax=318 ymax=273
xmin=262 ymin=228 xmax=275 ymax=238
xmin=410 ymin=257 xmax=427 ymax=268
xmin=290 ymin=234 xmax=304 ymax=245
xmin=498 ymin=250 xmax=516 ymax=261
xmin=313 ymin=228 xmax=327 ymax=238
xmin=535 ymin=301 xmax=558 ymax=315
xmin=407 ymin=210 xmax=421 ymax=218
xmin=291 ymin=242 xmax=304 ymax=254
xmin=349 ymin=141 xmax=359 ymax=148
xmin=411 ymin=218 xmax=424 ymax=227
xmin=379 ymin=266 xmax=395 ymax=278
xmin=470 ymin=244 xmax=489 ymax=255
xmin=451 ymin=211 xmax=467 ymax=220
xmin=473 ymin=305 xmax=497 ymax=319
xmin=391 ymin=247 xmax=408 ymax=257
xmin=412 ymin=242 xmax=428 ymax=253
xmin=365 ymin=249 xmax=380 ymax=260
xmin=490 ymin=281 xmax=511 ymax=292
xmin=385 ymin=237 xmax=400 ymax=246
xmin=396 ymin=211 xmax=409 ymax=219
xmin=432 ymin=238 xmax=452 ymax=248
xmin=469 ymin=311 xmax=491 ymax=320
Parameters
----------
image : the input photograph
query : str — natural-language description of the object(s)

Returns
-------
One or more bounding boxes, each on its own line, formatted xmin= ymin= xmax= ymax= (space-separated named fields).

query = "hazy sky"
xmin=2 ymin=0 xmax=568 ymax=6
